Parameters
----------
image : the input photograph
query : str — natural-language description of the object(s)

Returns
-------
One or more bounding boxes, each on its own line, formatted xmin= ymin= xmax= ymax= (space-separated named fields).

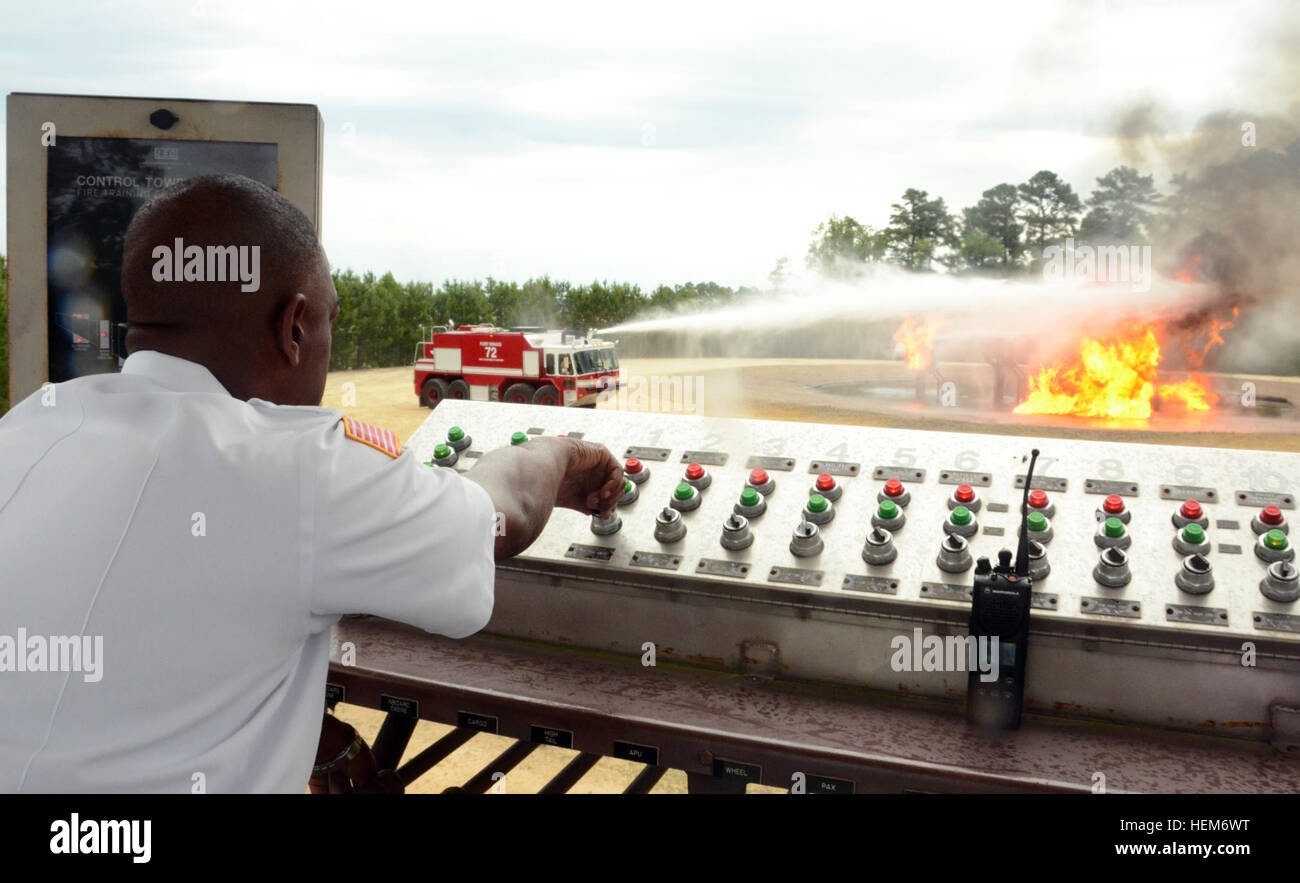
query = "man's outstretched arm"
xmin=465 ymin=436 xmax=624 ymax=559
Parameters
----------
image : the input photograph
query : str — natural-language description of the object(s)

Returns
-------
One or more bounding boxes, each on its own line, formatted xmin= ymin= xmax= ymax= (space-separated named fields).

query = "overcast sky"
xmin=2 ymin=0 xmax=1293 ymax=288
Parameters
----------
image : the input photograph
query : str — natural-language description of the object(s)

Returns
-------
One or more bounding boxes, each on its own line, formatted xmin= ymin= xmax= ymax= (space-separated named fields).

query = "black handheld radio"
xmin=966 ymin=448 xmax=1039 ymax=730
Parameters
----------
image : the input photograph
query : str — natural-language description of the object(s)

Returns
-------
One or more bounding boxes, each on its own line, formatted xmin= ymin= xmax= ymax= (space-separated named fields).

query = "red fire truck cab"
xmin=414 ymin=325 xmax=621 ymax=408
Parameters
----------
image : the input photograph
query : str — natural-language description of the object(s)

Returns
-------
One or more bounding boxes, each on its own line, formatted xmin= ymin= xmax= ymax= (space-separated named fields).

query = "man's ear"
xmin=275 ymin=292 xmax=309 ymax=367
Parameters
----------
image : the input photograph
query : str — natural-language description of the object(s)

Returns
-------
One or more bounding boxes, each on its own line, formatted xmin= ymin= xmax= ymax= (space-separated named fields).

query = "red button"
xmin=1261 ymin=505 xmax=1284 ymax=525
xmin=749 ymin=468 xmax=769 ymax=486
xmin=1103 ymin=494 xmax=1125 ymax=514
xmin=685 ymin=463 xmax=704 ymax=480
xmin=1027 ymin=489 xmax=1048 ymax=509
xmin=625 ymin=457 xmax=643 ymax=474
xmin=1180 ymin=500 xmax=1202 ymax=519
xmin=955 ymin=484 xmax=975 ymax=503
xmin=884 ymin=479 xmax=904 ymax=497
xmin=816 ymin=473 xmax=836 ymax=491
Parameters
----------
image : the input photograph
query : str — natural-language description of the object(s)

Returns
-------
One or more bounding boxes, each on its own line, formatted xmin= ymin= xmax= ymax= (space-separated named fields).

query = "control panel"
xmin=409 ymin=401 xmax=1300 ymax=737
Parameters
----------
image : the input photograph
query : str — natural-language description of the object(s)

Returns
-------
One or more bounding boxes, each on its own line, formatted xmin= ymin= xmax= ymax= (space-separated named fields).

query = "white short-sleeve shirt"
xmin=0 ymin=351 xmax=496 ymax=793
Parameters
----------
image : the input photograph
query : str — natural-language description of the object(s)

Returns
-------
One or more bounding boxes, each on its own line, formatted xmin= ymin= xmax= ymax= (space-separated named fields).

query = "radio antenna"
xmin=1015 ymin=448 xmax=1040 ymax=578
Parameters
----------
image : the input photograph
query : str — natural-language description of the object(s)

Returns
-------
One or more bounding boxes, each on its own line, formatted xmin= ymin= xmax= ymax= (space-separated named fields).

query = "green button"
xmin=739 ymin=487 xmax=760 ymax=507
xmin=447 ymin=426 xmax=465 ymax=442
xmin=1104 ymin=517 xmax=1125 ymax=538
xmin=623 ymin=478 xmax=633 ymax=494
xmin=434 ymin=444 xmax=452 ymax=459
xmin=877 ymin=500 xmax=899 ymax=520
xmin=1265 ymin=529 xmax=1289 ymax=550
xmin=1181 ymin=523 xmax=1205 ymax=545
xmin=674 ymin=482 xmax=694 ymax=501
xmin=807 ymin=494 xmax=828 ymax=513
xmin=950 ymin=505 xmax=971 ymax=526
xmin=511 ymin=431 xmax=528 ymax=445
xmin=1026 ymin=511 xmax=1047 ymax=532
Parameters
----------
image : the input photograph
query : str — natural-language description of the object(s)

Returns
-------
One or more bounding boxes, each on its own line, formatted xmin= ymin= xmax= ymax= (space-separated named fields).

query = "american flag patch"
xmin=341 ymin=417 xmax=402 ymax=459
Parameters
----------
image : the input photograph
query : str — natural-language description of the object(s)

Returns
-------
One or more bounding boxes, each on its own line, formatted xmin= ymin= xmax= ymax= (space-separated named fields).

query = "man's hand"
xmin=465 ymin=436 xmax=624 ymax=559
xmin=554 ymin=438 xmax=625 ymax=518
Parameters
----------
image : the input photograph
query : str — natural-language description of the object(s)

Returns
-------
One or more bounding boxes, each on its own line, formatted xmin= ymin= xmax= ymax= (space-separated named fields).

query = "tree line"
xmin=804 ymin=165 xmax=1166 ymax=277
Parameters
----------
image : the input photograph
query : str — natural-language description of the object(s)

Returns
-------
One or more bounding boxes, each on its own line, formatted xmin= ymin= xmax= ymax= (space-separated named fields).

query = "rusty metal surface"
xmin=330 ymin=617 xmax=1300 ymax=793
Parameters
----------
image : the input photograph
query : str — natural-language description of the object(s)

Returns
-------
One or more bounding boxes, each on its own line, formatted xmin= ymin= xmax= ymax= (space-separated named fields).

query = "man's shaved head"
xmin=122 ymin=174 xmax=339 ymax=406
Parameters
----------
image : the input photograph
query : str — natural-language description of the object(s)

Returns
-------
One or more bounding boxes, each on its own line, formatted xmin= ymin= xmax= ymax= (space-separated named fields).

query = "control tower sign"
xmin=6 ymin=93 xmax=322 ymax=402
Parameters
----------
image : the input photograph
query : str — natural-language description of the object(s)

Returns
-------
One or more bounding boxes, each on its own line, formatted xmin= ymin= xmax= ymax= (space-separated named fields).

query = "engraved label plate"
xmin=768 ymin=566 xmax=824 ymax=587
xmin=681 ymin=450 xmax=728 ymax=466
xmin=937 ymin=470 xmax=992 ymax=487
xmin=1015 ymin=474 xmax=1068 ymax=492
xmin=1235 ymin=490 xmax=1296 ymax=509
xmin=745 ymin=455 xmax=796 ymax=472
xmin=697 ymin=558 xmax=752 ymax=579
xmin=986 ymin=502 xmax=1010 ymax=513
xmin=1166 ymin=604 xmax=1228 ymax=626
xmin=982 ymin=526 xmax=1005 ymax=536
xmin=624 ymin=446 xmax=671 ymax=461
xmin=1081 ymin=597 xmax=1141 ymax=618
xmin=1084 ymin=479 xmax=1139 ymax=497
xmin=566 ymin=543 xmax=615 ymax=562
xmin=920 ymin=582 xmax=971 ymax=602
xmin=870 ymin=465 xmax=920 ymax=481
xmin=842 ymin=574 xmax=900 ymax=595
xmin=1160 ymin=485 xmax=1218 ymax=503
xmin=1253 ymin=611 xmax=1300 ymax=633
xmin=1030 ymin=593 xmax=1058 ymax=610
xmin=629 ymin=551 xmax=683 ymax=571
xmin=1218 ymin=544 xmax=1243 ymax=555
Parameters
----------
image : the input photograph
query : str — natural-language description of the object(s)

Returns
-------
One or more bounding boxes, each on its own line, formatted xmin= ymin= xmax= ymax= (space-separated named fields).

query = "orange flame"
xmin=893 ymin=317 xmax=943 ymax=371
xmin=1187 ymin=305 xmax=1238 ymax=369
xmin=1014 ymin=323 xmax=1217 ymax=419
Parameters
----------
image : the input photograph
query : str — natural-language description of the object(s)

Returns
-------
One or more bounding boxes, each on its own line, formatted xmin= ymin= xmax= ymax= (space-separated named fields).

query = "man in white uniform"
xmin=0 ymin=175 xmax=623 ymax=793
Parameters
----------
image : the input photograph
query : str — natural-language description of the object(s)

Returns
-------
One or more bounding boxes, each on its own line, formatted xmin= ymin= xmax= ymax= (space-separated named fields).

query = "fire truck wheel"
xmin=447 ymin=379 xmax=471 ymax=400
xmin=502 ymin=382 xmax=535 ymax=405
xmin=532 ymin=385 xmax=562 ymax=407
xmin=420 ymin=377 xmax=450 ymax=408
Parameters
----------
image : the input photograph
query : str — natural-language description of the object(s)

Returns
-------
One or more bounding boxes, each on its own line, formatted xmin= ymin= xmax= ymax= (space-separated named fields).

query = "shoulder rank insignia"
xmin=341 ymin=417 xmax=402 ymax=460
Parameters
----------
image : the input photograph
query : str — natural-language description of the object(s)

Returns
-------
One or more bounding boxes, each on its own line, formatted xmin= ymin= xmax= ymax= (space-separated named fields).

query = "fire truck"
xmin=414 ymin=325 xmax=621 ymax=408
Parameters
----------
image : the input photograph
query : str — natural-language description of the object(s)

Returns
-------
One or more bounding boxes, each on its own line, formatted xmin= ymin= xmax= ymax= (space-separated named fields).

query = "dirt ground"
xmin=323 ymin=357 xmax=1299 ymax=793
